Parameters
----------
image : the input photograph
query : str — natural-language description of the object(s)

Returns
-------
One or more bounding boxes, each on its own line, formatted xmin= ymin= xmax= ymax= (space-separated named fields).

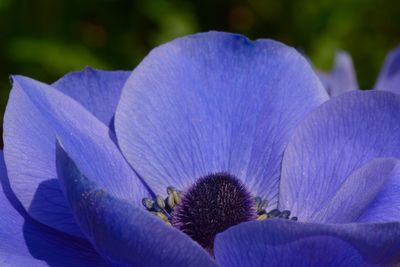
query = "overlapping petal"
xmin=279 ymin=90 xmax=400 ymax=221
xmin=0 ymin=151 xmax=108 ymax=267
xmin=318 ymin=51 xmax=358 ymax=97
xmin=4 ymin=78 xmax=82 ymax=237
xmin=214 ymin=220 xmax=400 ymax=267
xmin=13 ymin=75 xmax=150 ymax=206
xmin=358 ymin=160 xmax=400 ymax=223
xmin=313 ymin=158 xmax=400 ymax=223
xmin=375 ymin=47 xmax=400 ymax=93
xmin=115 ymin=31 xmax=328 ymax=206
xmin=56 ymin=144 xmax=217 ymax=267
xmin=4 ymin=68 xmax=130 ymax=236
xmin=52 ymin=67 xmax=129 ymax=127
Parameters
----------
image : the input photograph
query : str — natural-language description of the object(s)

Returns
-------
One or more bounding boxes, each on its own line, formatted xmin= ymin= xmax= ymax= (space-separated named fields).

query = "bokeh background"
xmin=1 ymin=0 xmax=400 ymax=120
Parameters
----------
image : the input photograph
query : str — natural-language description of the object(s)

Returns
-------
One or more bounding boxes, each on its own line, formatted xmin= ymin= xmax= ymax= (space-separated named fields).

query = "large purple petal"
xmin=13 ymin=75 xmax=150 ymax=206
xmin=0 ymin=152 xmax=108 ymax=267
xmin=56 ymin=144 xmax=217 ymax=267
xmin=115 ymin=31 xmax=328 ymax=206
xmin=3 ymin=78 xmax=82 ymax=237
xmin=52 ymin=67 xmax=130 ymax=126
xmin=375 ymin=47 xmax=400 ymax=93
xmin=279 ymin=90 xmax=400 ymax=221
xmin=313 ymin=158 xmax=400 ymax=223
xmin=318 ymin=51 xmax=358 ymax=97
xmin=4 ymin=69 xmax=129 ymax=236
xmin=214 ymin=220 xmax=400 ymax=267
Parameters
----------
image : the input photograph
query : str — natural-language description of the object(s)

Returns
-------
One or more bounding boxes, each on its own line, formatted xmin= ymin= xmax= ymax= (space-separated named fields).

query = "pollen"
xmin=141 ymin=186 xmax=182 ymax=226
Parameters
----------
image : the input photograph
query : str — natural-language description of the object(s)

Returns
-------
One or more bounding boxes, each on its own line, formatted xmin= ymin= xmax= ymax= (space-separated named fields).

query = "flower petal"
xmin=56 ymin=144 xmax=217 ymax=267
xmin=313 ymin=158 xmax=400 ymax=223
xmin=318 ymin=51 xmax=358 ymax=97
xmin=279 ymin=90 xmax=400 ymax=221
xmin=4 ymin=69 xmax=129 ymax=236
xmin=214 ymin=220 xmax=400 ymax=267
xmin=115 ymin=31 xmax=328 ymax=205
xmin=3 ymin=78 xmax=82 ymax=237
xmin=375 ymin=47 xmax=400 ymax=93
xmin=358 ymin=161 xmax=400 ymax=223
xmin=0 ymin=152 xmax=108 ymax=267
xmin=13 ymin=75 xmax=150 ymax=206
xmin=52 ymin=67 xmax=130 ymax=127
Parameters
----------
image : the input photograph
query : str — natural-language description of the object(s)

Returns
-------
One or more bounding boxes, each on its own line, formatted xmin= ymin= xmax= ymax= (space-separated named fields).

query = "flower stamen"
xmin=142 ymin=186 xmax=183 ymax=225
xmin=141 ymin=173 xmax=297 ymax=252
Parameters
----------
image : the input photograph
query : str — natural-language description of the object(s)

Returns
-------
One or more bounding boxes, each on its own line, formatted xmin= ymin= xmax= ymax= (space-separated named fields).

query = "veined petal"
xmin=56 ymin=144 xmax=217 ymax=267
xmin=13 ymin=75 xmax=150 ymax=206
xmin=375 ymin=47 xmax=400 ymax=93
xmin=0 ymin=151 xmax=108 ymax=267
xmin=4 ymin=78 xmax=82 ymax=237
xmin=4 ymin=69 xmax=129 ymax=236
xmin=358 ymin=160 xmax=400 ymax=223
xmin=52 ymin=67 xmax=129 ymax=127
xmin=214 ymin=220 xmax=400 ymax=267
xmin=318 ymin=51 xmax=358 ymax=97
xmin=313 ymin=158 xmax=400 ymax=223
xmin=279 ymin=90 xmax=400 ymax=221
xmin=115 ymin=31 xmax=328 ymax=206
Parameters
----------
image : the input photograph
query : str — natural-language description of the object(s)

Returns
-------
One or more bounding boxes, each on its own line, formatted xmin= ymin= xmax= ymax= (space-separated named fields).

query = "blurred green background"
xmin=1 ymin=0 xmax=400 ymax=118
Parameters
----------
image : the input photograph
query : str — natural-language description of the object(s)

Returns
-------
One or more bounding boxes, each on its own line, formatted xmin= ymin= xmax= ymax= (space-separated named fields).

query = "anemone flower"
xmin=1 ymin=32 xmax=400 ymax=267
xmin=318 ymin=47 xmax=400 ymax=96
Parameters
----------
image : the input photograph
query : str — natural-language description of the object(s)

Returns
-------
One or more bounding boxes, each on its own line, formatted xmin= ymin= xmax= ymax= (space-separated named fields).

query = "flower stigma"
xmin=142 ymin=172 xmax=296 ymax=252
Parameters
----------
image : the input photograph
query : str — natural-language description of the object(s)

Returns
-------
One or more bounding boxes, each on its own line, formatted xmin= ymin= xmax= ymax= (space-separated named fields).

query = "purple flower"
xmin=1 ymin=32 xmax=400 ymax=266
xmin=319 ymin=47 xmax=400 ymax=96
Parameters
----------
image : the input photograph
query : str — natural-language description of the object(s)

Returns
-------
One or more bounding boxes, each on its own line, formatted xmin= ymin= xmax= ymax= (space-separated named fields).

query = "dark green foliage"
xmin=0 ymin=0 xmax=399 ymax=126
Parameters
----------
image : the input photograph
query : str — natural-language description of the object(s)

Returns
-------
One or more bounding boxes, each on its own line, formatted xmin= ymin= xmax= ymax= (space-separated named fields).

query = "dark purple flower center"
xmin=171 ymin=172 xmax=256 ymax=251
xmin=141 ymin=173 xmax=298 ymax=253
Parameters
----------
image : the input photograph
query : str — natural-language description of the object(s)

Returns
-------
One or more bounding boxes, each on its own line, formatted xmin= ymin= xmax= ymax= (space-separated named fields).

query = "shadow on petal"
xmin=23 ymin=215 xmax=109 ymax=267
xmin=28 ymin=179 xmax=84 ymax=238
xmin=0 ymin=152 xmax=107 ymax=267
